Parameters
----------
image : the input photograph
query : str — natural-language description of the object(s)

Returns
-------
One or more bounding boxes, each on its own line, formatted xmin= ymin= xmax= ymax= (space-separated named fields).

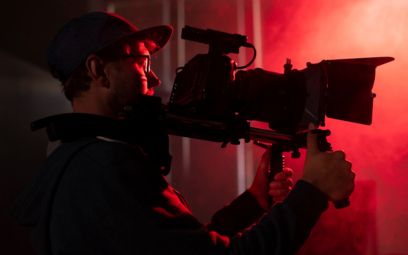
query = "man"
xmin=13 ymin=11 xmax=355 ymax=255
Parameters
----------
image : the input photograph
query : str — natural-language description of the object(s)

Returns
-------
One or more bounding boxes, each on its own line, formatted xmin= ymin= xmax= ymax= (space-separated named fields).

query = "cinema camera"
xmin=167 ymin=26 xmax=393 ymax=147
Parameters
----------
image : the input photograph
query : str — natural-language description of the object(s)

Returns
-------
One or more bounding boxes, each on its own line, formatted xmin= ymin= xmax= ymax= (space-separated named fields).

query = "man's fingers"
xmin=345 ymin=161 xmax=352 ymax=171
xmin=257 ymin=149 xmax=271 ymax=178
xmin=282 ymin=167 xmax=293 ymax=176
xmin=307 ymin=123 xmax=320 ymax=155
xmin=269 ymin=188 xmax=292 ymax=197
xmin=269 ymin=179 xmax=293 ymax=189
xmin=332 ymin=151 xmax=346 ymax=160
xmin=272 ymin=168 xmax=293 ymax=180
xmin=260 ymin=149 xmax=271 ymax=168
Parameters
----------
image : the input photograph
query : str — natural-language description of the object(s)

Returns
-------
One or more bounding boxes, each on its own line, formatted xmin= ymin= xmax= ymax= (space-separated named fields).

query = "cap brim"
xmin=128 ymin=25 xmax=173 ymax=54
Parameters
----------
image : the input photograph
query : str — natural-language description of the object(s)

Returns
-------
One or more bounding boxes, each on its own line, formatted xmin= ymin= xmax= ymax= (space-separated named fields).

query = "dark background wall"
xmin=0 ymin=2 xmax=90 ymax=254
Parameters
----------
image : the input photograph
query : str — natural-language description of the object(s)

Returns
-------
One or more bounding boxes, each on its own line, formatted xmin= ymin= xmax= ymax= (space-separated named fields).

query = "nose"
xmin=147 ymin=70 xmax=161 ymax=88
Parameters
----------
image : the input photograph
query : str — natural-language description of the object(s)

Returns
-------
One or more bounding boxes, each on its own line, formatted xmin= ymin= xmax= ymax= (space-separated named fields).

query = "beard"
xmin=107 ymin=78 xmax=147 ymax=118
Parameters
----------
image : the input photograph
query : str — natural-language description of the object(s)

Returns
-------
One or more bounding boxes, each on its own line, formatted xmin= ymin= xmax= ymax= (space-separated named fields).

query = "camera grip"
xmin=268 ymin=144 xmax=285 ymax=206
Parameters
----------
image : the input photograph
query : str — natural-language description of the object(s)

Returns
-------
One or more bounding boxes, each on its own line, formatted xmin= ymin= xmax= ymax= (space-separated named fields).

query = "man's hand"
xmin=269 ymin=169 xmax=293 ymax=203
xmin=248 ymin=149 xmax=293 ymax=210
xmin=301 ymin=124 xmax=355 ymax=203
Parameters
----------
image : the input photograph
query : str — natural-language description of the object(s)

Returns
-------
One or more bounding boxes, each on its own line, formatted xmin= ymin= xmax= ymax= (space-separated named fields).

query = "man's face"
xmin=105 ymin=40 xmax=156 ymax=114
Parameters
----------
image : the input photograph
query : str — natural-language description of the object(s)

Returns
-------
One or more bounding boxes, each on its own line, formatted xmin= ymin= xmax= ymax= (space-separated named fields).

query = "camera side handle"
xmin=264 ymin=130 xmax=350 ymax=209
xmin=311 ymin=130 xmax=350 ymax=209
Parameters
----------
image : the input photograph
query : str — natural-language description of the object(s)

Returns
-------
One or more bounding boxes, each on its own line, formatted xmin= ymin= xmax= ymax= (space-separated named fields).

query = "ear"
xmin=85 ymin=54 xmax=109 ymax=87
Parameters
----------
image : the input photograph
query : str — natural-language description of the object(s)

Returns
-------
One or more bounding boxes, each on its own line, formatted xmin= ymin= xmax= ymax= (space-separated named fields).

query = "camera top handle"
xmin=181 ymin=25 xmax=256 ymax=69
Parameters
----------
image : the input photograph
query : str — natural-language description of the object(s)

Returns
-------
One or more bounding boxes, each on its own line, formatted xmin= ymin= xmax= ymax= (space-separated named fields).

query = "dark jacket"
xmin=13 ymin=137 xmax=328 ymax=255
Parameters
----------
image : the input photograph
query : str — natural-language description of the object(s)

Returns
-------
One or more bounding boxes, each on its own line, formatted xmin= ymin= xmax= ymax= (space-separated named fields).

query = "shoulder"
xmin=84 ymin=138 xmax=147 ymax=165
xmin=50 ymin=137 xmax=162 ymax=194
xmin=45 ymin=138 xmax=156 ymax=185
xmin=50 ymin=137 xmax=147 ymax=167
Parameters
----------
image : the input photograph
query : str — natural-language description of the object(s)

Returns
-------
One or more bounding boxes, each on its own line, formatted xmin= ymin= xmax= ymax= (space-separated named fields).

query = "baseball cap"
xmin=47 ymin=11 xmax=173 ymax=82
